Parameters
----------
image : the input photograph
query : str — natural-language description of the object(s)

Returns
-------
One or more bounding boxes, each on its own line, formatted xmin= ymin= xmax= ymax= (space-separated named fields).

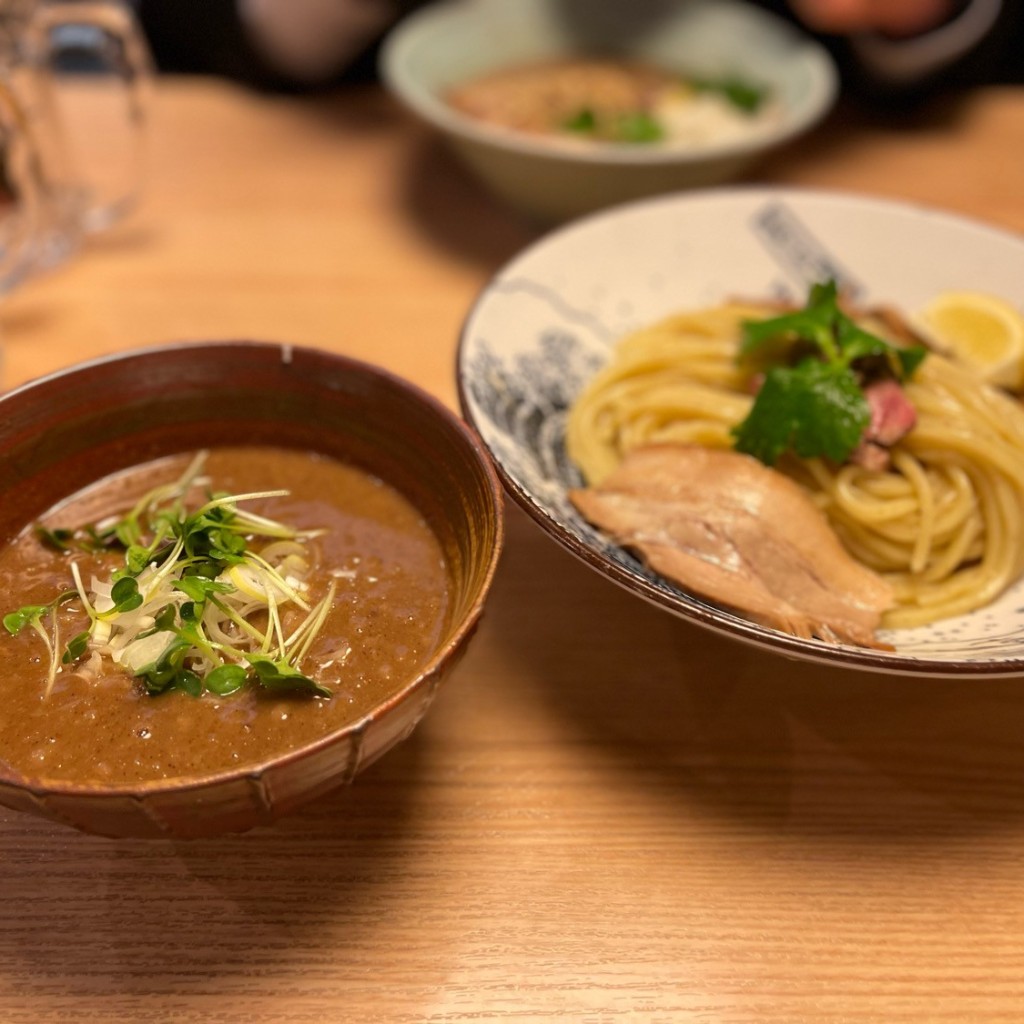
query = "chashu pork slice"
xmin=570 ymin=444 xmax=893 ymax=648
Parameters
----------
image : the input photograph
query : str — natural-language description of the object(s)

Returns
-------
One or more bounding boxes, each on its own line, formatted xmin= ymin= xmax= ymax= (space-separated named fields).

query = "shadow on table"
xmin=485 ymin=503 xmax=1024 ymax=842
xmin=276 ymin=88 xmax=544 ymax=270
xmin=755 ymin=91 xmax=977 ymax=184
xmin=0 ymin=730 xmax=443 ymax=995
xmin=396 ymin=133 xmax=542 ymax=268
xmin=297 ymin=88 xmax=541 ymax=270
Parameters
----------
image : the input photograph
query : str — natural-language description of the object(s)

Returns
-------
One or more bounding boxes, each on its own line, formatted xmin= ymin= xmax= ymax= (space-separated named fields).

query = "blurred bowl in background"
xmin=0 ymin=343 xmax=504 ymax=838
xmin=380 ymin=0 xmax=837 ymax=222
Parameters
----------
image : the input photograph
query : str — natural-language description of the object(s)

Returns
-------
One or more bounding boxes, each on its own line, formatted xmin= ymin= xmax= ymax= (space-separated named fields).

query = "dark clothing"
xmin=756 ymin=0 xmax=1024 ymax=102
xmin=132 ymin=0 xmax=398 ymax=93
xmin=132 ymin=0 xmax=1024 ymax=101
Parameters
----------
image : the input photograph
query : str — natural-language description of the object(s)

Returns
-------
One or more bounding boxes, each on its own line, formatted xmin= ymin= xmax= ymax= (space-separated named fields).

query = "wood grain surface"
xmin=2 ymin=78 xmax=1024 ymax=1024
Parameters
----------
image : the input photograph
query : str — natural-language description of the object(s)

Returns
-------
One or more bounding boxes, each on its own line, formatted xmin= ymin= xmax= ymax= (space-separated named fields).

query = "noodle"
xmin=566 ymin=302 xmax=1024 ymax=629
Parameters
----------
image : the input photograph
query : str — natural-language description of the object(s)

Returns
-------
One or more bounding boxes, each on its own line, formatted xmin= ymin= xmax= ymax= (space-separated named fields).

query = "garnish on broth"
xmin=3 ymin=451 xmax=334 ymax=700
xmin=563 ymin=106 xmax=665 ymax=143
xmin=561 ymin=75 xmax=768 ymax=144
xmin=446 ymin=58 xmax=774 ymax=150
xmin=692 ymin=74 xmax=768 ymax=113
xmin=732 ymin=279 xmax=928 ymax=466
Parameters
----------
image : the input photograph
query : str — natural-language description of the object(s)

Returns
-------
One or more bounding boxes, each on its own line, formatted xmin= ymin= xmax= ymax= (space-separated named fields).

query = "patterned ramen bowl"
xmin=0 ymin=343 xmax=504 ymax=838
xmin=457 ymin=186 xmax=1024 ymax=678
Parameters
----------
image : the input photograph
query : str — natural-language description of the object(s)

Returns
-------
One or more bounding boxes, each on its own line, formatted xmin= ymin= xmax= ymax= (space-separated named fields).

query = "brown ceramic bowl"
xmin=0 ymin=342 xmax=504 ymax=838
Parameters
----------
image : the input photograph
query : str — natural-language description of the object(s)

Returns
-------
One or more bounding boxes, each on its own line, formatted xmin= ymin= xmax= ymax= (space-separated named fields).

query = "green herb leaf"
xmin=741 ymin=280 xmax=843 ymax=361
xmin=205 ymin=664 xmax=248 ymax=696
xmin=694 ymin=75 xmax=767 ymax=113
xmin=209 ymin=528 xmax=246 ymax=559
xmin=733 ymin=361 xmax=870 ymax=466
xmin=178 ymin=669 xmax=203 ymax=698
xmin=62 ymin=630 xmax=91 ymax=664
xmin=153 ymin=603 xmax=178 ymax=631
xmin=114 ymin=520 xmax=142 ymax=548
xmin=562 ymin=107 xmax=663 ymax=143
xmin=3 ymin=604 xmax=49 ymax=635
xmin=895 ymin=345 xmax=928 ymax=379
xmin=182 ymin=559 xmax=222 ymax=580
xmin=110 ymin=576 xmax=144 ymax=613
xmin=33 ymin=526 xmax=75 ymax=553
xmin=142 ymin=670 xmax=177 ymax=696
xmin=613 ymin=111 xmax=663 ymax=143
xmin=173 ymin=576 xmax=234 ymax=603
xmin=15 ymin=454 xmax=334 ymax=702
xmin=125 ymin=544 xmax=154 ymax=574
xmin=247 ymin=655 xmax=331 ymax=698
xmin=733 ymin=279 xmax=927 ymax=466
xmin=563 ymin=107 xmax=597 ymax=133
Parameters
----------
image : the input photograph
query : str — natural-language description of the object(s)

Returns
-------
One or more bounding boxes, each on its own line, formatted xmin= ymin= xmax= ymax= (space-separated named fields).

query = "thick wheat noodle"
xmin=566 ymin=303 xmax=1024 ymax=629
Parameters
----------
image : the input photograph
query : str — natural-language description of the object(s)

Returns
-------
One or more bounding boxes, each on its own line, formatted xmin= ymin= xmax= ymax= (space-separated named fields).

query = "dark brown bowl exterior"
xmin=0 ymin=342 xmax=504 ymax=838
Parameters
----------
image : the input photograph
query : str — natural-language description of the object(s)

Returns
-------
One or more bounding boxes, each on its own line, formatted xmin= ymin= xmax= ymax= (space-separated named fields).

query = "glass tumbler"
xmin=0 ymin=0 xmax=152 ymax=291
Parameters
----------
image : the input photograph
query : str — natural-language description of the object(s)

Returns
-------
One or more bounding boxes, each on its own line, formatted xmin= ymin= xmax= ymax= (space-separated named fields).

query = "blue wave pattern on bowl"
xmin=459 ymin=189 xmax=1024 ymax=673
xmin=462 ymin=273 xmax=875 ymax=652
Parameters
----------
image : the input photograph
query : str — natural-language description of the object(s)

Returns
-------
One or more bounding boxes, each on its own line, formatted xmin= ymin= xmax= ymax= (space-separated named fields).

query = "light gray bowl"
xmin=380 ymin=0 xmax=837 ymax=222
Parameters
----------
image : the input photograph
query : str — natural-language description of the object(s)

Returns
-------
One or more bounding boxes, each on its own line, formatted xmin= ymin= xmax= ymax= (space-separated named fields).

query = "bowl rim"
xmin=455 ymin=184 xmax=1024 ymax=681
xmin=0 ymin=339 xmax=507 ymax=797
xmin=379 ymin=0 xmax=839 ymax=167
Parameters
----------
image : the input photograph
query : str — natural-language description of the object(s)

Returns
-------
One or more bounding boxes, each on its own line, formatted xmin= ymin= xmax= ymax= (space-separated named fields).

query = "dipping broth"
xmin=445 ymin=57 xmax=775 ymax=148
xmin=0 ymin=447 xmax=451 ymax=786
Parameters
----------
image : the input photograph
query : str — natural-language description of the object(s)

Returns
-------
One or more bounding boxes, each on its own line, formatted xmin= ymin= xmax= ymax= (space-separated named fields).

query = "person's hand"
xmin=788 ymin=0 xmax=962 ymax=36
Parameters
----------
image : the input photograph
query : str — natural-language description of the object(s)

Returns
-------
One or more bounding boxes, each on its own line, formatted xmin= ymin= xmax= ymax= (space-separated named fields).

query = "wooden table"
xmin=3 ymin=78 xmax=1024 ymax=1023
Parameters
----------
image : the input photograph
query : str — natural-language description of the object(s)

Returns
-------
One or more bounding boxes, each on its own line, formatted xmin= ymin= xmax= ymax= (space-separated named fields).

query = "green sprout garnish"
xmin=692 ymin=74 xmax=768 ymax=113
xmin=562 ymin=107 xmax=664 ymax=143
xmin=732 ymin=280 xmax=927 ymax=466
xmin=563 ymin=107 xmax=597 ymax=133
xmin=3 ymin=591 xmax=77 ymax=697
xmin=613 ymin=111 xmax=664 ymax=143
xmin=4 ymin=452 xmax=335 ymax=700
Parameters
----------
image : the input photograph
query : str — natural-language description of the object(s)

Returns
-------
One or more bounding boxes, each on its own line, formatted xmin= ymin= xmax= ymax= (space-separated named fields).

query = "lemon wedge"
xmin=918 ymin=290 xmax=1024 ymax=391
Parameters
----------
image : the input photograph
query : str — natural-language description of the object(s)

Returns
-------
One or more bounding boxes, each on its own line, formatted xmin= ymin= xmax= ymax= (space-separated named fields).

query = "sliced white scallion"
xmin=11 ymin=453 xmax=337 ymax=699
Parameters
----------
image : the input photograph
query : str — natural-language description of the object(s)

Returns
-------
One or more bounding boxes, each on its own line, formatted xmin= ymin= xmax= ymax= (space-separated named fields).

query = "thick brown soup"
xmin=0 ymin=447 xmax=451 ymax=786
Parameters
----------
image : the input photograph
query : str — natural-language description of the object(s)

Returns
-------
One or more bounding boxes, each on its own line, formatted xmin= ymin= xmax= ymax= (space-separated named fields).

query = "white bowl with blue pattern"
xmin=457 ymin=186 xmax=1024 ymax=677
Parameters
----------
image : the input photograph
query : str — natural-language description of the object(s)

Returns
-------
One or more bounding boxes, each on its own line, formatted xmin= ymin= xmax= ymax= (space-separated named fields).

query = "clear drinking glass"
xmin=0 ymin=0 xmax=152 ymax=289
xmin=0 ymin=71 xmax=44 ymax=294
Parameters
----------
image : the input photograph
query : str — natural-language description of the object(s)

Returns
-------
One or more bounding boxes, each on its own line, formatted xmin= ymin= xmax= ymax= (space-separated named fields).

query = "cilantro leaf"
xmin=733 ymin=279 xmax=927 ymax=466
xmin=733 ymin=361 xmax=870 ymax=466
xmin=895 ymin=345 xmax=927 ymax=379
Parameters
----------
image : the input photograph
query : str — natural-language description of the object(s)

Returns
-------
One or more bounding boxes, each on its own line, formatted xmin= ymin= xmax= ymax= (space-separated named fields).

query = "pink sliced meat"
xmin=851 ymin=378 xmax=917 ymax=470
